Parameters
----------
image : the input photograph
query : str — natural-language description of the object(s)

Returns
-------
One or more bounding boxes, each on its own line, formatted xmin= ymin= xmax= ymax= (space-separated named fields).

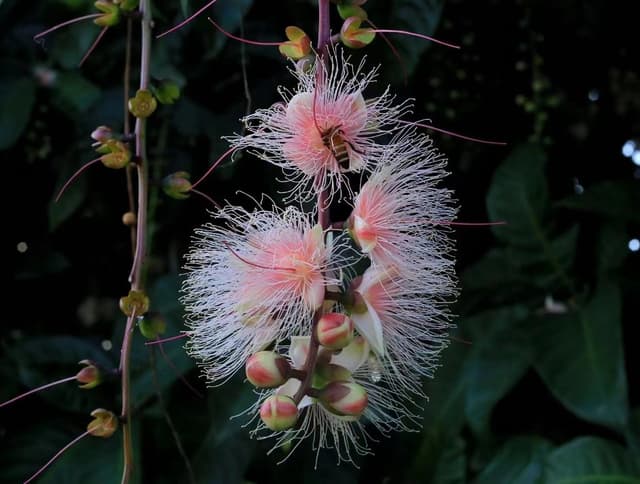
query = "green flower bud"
xmin=319 ymin=381 xmax=368 ymax=417
xmin=337 ymin=4 xmax=367 ymax=21
xmin=259 ymin=395 xmax=298 ymax=431
xmin=340 ymin=17 xmax=375 ymax=49
xmin=162 ymin=171 xmax=192 ymax=200
xmin=245 ymin=351 xmax=291 ymax=388
xmin=87 ymin=409 xmax=118 ymax=438
xmin=278 ymin=26 xmax=312 ymax=60
xmin=94 ymin=1 xmax=120 ymax=27
xmin=138 ymin=313 xmax=167 ymax=339
xmin=128 ymin=89 xmax=157 ymax=118
xmin=119 ymin=290 xmax=150 ymax=317
xmin=152 ymin=80 xmax=181 ymax=105
xmin=76 ymin=360 xmax=102 ymax=389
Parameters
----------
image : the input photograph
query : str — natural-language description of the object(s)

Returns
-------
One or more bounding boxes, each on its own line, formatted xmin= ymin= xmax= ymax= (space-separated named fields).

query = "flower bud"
xmin=122 ymin=211 xmax=136 ymax=226
xmin=94 ymin=1 xmax=120 ymax=27
xmin=259 ymin=395 xmax=298 ymax=431
xmin=319 ymin=381 xmax=368 ymax=417
xmin=76 ymin=360 xmax=102 ymax=389
xmin=163 ymin=171 xmax=192 ymax=200
xmin=128 ymin=89 xmax=157 ymax=118
xmin=87 ymin=409 xmax=118 ymax=438
xmin=245 ymin=351 xmax=291 ymax=388
xmin=340 ymin=17 xmax=375 ymax=49
xmin=152 ymin=80 xmax=181 ymax=105
xmin=337 ymin=4 xmax=368 ymax=21
xmin=91 ymin=125 xmax=113 ymax=144
xmin=138 ymin=313 xmax=166 ymax=339
xmin=315 ymin=363 xmax=352 ymax=383
xmin=99 ymin=140 xmax=131 ymax=169
xmin=278 ymin=26 xmax=311 ymax=60
xmin=114 ymin=0 xmax=138 ymax=12
xmin=119 ymin=290 xmax=150 ymax=317
xmin=316 ymin=313 xmax=354 ymax=350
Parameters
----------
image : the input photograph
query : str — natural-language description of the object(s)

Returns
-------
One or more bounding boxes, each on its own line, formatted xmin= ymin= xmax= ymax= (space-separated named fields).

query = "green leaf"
xmin=385 ymin=0 xmax=445 ymax=78
xmin=0 ymin=77 xmax=36 ymax=150
xmin=532 ymin=283 xmax=629 ymax=431
xmin=475 ymin=436 xmax=553 ymax=484
xmin=557 ymin=180 xmax=640 ymax=223
xmin=596 ymin=223 xmax=630 ymax=275
xmin=487 ymin=144 xmax=549 ymax=248
xmin=463 ymin=307 xmax=532 ymax=437
xmin=433 ymin=437 xmax=466 ymax=484
xmin=52 ymin=72 xmax=101 ymax=113
xmin=543 ymin=437 xmax=640 ymax=484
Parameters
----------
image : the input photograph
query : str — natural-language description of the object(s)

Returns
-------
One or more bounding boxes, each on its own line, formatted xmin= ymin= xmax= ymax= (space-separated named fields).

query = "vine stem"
xmin=293 ymin=0 xmax=331 ymax=405
xmin=120 ymin=0 xmax=152 ymax=482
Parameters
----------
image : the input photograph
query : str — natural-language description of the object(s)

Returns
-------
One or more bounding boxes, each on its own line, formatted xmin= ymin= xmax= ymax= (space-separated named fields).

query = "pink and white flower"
xmin=182 ymin=205 xmax=342 ymax=384
xmin=348 ymin=263 xmax=456 ymax=394
xmin=229 ymin=49 xmax=411 ymax=201
xmin=350 ymin=131 xmax=457 ymax=276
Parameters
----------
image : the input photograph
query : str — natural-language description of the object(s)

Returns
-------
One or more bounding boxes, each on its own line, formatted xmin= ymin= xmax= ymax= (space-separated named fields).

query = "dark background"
xmin=2 ymin=0 xmax=639 ymax=482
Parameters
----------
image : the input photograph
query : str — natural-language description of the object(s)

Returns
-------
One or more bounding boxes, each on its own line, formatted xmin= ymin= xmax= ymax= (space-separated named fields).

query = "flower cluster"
xmin=182 ymin=48 xmax=457 ymax=462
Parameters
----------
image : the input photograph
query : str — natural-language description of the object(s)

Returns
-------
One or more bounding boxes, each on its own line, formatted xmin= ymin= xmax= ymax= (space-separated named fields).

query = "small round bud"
xmin=76 ymin=360 xmax=102 ymax=389
xmin=259 ymin=395 xmax=298 ymax=431
xmin=163 ymin=171 xmax=192 ymax=200
xmin=91 ymin=125 xmax=113 ymax=143
xmin=278 ymin=26 xmax=311 ymax=60
xmin=119 ymin=290 xmax=150 ymax=317
xmin=316 ymin=313 xmax=354 ymax=350
xmin=87 ymin=409 xmax=118 ymax=438
xmin=94 ymin=1 xmax=120 ymax=27
xmin=340 ymin=17 xmax=376 ymax=49
xmin=122 ymin=211 xmax=136 ymax=226
xmin=128 ymin=89 xmax=157 ymax=118
xmin=138 ymin=313 xmax=166 ymax=339
xmin=246 ymin=351 xmax=291 ymax=388
xmin=319 ymin=381 xmax=368 ymax=417
xmin=99 ymin=140 xmax=131 ymax=169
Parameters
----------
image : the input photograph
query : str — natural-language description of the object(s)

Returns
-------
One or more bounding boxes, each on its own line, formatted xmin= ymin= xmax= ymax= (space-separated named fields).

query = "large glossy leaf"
xmin=557 ymin=180 xmax=640 ymax=223
xmin=462 ymin=306 xmax=532 ymax=437
xmin=532 ymin=283 xmax=629 ymax=431
xmin=0 ymin=77 xmax=36 ymax=150
xmin=475 ymin=436 xmax=553 ymax=484
xmin=52 ymin=72 xmax=101 ymax=113
xmin=486 ymin=144 xmax=549 ymax=248
xmin=543 ymin=437 xmax=640 ymax=483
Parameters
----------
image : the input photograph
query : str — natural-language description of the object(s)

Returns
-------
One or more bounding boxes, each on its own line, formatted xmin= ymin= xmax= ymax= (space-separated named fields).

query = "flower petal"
xmin=331 ymin=335 xmax=370 ymax=372
xmin=350 ymin=302 xmax=385 ymax=356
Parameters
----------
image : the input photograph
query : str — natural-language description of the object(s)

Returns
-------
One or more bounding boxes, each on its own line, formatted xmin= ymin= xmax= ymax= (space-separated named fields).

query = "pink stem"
xmin=190 ymin=146 xmax=235 ymax=189
xmin=400 ymin=119 xmax=507 ymax=146
xmin=207 ymin=17 xmax=283 ymax=46
xmin=0 ymin=375 xmax=76 ymax=409
xmin=155 ymin=342 xmax=204 ymax=399
xmin=79 ymin=26 xmax=109 ymax=67
xmin=34 ymin=13 xmax=102 ymax=40
xmin=190 ymin=188 xmax=221 ymax=209
xmin=156 ymin=0 xmax=219 ymax=39
xmin=367 ymin=28 xmax=460 ymax=50
xmin=145 ymin=333 xmax=188 ymax=346
xmin=55 ymin=157 xmax=103 ymax=203
xmin=24 ymin=431 xmax=90 ymax=484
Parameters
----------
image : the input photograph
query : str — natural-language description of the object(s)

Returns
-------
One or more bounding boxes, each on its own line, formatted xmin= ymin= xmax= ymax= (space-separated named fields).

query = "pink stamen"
xmin=55 ymin=157 xmax=103 ymax=203
xmin=155 ymin=340 xmax=204 ymax=399
xmin=190 ymin=146 xmax=236 ymax=190
xmin=207 ymin=17 xmax=283 ymax=46
xmin=365 ymin=28 xmax=460 ymax=50
xmin=311 ymin=68 xmax=324 ymax=138
xmin=145 ymin=333 xmax=189 ymax=346
xmin=156 ymin=0 xmax=219 ymax=39
xmin=79 ymin=25 xmax=109 ymax=67
xmin=428 ymin=220 xmax=507 ymax=227
xmin=399 ymin=119 xmax=507 ymax=146
xmin=34 ymin=13 xmax=102 ymax=41
xmin=224 ymin=242 xmax=296 ymax=272
xmin=0 ymin=375 xmax=77 ymax=409
xmin=24 ymin=431 xmax=90 ymax=484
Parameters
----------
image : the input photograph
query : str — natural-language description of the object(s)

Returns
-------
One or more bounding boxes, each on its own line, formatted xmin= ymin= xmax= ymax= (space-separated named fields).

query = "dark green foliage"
xmin=4 ymin=0 xmax=639 ymax=483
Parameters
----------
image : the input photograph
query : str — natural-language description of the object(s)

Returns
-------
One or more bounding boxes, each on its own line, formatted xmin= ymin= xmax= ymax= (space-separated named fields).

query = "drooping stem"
xmin=0 ymin=375 xmax=77 ymax=409
xmin=120 ymin=0 xmax=152 ymax=482
xmin=24 ymin=431 xmax=90 ymax=484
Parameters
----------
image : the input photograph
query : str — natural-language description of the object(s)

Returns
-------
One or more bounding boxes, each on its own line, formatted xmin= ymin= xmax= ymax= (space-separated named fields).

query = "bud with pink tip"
xmin=76 ymin=360 xmax=102 ymax=389
xmin=316 ymin=313 xmax=354 ymax=350
xmin=259 ymin=395 xmax=298 ymax=431
xmin=245 ymin=351 xmax=291 ymax=388
xmin=319 ymin=381 xmax=368 ymax=417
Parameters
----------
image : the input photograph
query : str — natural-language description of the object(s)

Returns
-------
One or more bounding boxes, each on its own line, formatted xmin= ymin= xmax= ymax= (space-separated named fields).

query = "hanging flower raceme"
xmin=182 ymin=205 xmax=345 ymax=384
xmin=228 ymin=48 xmax=412 ymax=201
